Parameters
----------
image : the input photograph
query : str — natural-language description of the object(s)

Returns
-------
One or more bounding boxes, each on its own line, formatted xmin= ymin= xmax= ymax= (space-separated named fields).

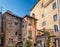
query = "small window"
xmin=28 ymin=18 xmax=32 ymax=26
xmin=29 ymin=31 xmax=32 ymax=36
xmin=15 ymin=32 xmax=18 ymax=35
xmin=42 ymin=21 xmax=46 ymax=26
xmin=15 ymin=22 xmax=18 ymax=25
xmin=41 ymin=3 xmax=44 ymax=8
xmin=9 ymin=38 xmax=13 ymax=44
xmin=52 ymin=2 xmax=56 ymax=9
xmin=55 ymin=38 xmax=59 ymax=47
xmin=22 ymin=25 xmax=24 ymax=27
xmin=54 ymin=25 xmax=58 ymax=32
xmin=37 ymin=41 xmax=39 ymax=43
xmin=29 ymin=19 xmax=32 ymax=26
xmin=0 ymin=39 xmax=1 ymax=44
xmin=14 ymin=19 xmax=18 ymax=25
xmin=28 ymin=30 xmax=32 ymax=39
xmin=53 ymin=14 xmax=57 ymax=21
xmin=32 ymin=13 xmax=35 ymax=18
xmin=42 ymin=13 xmax=44 ymax=18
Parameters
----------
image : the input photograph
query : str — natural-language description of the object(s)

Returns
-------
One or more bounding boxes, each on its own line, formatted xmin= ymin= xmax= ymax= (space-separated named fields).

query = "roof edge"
xmin=30 ymin=0 xmax=40 ymax=11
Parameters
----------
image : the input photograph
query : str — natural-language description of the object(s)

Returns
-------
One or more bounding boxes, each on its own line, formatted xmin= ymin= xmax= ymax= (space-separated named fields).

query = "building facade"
xmin=0 ymin=10 xmax=37 ymax=47
xmin=22 ymin=15 xmax=37 ymax=47
xmin=3 ymin=11 xmax=22 ymax=47
xmin=30 ymin=0 xmax=60 ymax=47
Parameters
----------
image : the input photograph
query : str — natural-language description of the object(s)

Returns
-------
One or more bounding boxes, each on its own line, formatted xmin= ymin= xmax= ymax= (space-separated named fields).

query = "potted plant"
xmin=26 ymin=40 xmax=32 ymax=47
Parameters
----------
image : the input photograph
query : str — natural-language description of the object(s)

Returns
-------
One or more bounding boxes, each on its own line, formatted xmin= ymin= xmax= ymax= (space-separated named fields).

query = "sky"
xmin=0 ymin=0 xmax=38 ymax=17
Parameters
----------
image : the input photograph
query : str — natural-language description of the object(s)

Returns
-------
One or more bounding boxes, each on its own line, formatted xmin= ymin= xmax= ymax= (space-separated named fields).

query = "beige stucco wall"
xmin=30 ymin=0 xmax=60 ymax=35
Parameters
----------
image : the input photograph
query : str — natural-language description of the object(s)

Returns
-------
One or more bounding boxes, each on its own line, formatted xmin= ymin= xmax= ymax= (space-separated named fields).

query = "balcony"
xmin=44 ymin=0 xmax=54 ymax=8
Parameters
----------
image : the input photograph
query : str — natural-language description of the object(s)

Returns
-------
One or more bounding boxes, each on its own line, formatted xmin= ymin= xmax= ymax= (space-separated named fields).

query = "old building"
xmin=3 ymin=11 xmax=22 ymax=47
xmin=30 ymin=0 xmax=60 ymax=47
xmin=22 ymin=15 xmax=37 ymax=47
xmin=0 ymin=10 xmax=37 ymax=47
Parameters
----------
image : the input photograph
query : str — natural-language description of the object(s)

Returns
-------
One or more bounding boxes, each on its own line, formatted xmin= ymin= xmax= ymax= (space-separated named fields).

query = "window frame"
xmin=54 ymin=25 xmax=58 ymax=32
xmin=42 ymin=13 xmax=44 ymax=18
xmin=42 ymin=21 xmax=46 ymax=26
xmin=53 ymin=14 xmax=58 ymax=21
xmin=52 ymin=2 xmax=56 ymax=9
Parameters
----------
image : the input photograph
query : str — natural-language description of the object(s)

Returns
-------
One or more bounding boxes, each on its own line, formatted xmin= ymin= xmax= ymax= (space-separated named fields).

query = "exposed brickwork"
xmin=0 ymin=11 xmax=37 ymax=47
xmin=3 ymin=11 xmax=22 ymax=47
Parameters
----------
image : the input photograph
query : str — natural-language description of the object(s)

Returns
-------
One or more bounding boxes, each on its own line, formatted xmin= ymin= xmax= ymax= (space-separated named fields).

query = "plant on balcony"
xmin=26 ymin=40 xmax=32 ymax=47
xmin=7 ymin=46 xmax=15 ymax=47
xmin=28 ymin=35 xmax=32 ymax=39
xmin=44 ymin=31 xmax=50 ymax=36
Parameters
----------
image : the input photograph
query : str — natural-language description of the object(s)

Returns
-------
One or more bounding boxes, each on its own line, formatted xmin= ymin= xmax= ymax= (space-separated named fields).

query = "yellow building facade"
xmin=30 ymin=0 xmax=60 ymax=47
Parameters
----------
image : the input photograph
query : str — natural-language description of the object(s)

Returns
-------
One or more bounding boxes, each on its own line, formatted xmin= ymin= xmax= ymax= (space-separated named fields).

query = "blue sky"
xmin=0 ymin=0 xmax=38 ymax=17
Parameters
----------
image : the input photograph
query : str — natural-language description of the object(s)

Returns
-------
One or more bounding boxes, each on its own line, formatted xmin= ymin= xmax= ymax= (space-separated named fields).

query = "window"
xmin=53 ymin=14 xmax=57 ymax=21
xmin=42 ymin=13 xmax=44 ymax=18
xmin=41 ymin=3 xmax=44 ymax=8
xmin=28 ymin=18 xmax=32 ymax=26
xmin=22 ymin=25 xmax=24 ymax=27
xmin=15 ymin=22 xmax=18 ymax=25
xmin=29 ymin=19 xmax=32 ymax=26
xmin=42 ymin=21 xmax=46 ymax=26
xmin=14 ymin=18 xmax=18 ymax=25
xmin=52 ymin=2 xmax=56 ymax=9
xmin=29 ymin=31 xmax=32 ymax=36
xmin=54 ymin=25 xmax=58 ymax=32
xmin=28 ymin=31 xmax=32 ymax=39
xmin=15 ymin=32 xmax=18 ymax=35
xmin=0 ymin=39 xmax=1 ymax=44
xmin=55 ymin=38 xmax=59 ymax=47
xmin=32 ymin=13 xmax=35 ymax=18
xmin=9 ymin=38 xmax=13 ymax=44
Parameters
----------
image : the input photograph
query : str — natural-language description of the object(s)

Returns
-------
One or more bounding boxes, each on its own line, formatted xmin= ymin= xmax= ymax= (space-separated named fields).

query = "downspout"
xmin=56 ymin=0 xmax=60 ymax=32
xmin=56 ymin=0 xmax=60 ymax=31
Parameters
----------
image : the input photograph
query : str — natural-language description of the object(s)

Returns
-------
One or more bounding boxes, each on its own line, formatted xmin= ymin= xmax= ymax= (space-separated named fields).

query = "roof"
xmin=3 ymin=10 xmax=38 ymax=21
xmin=4 ymin=10 xmax=22 ymax=19
xmin=22 ymin=15 xmax=38 ymax=21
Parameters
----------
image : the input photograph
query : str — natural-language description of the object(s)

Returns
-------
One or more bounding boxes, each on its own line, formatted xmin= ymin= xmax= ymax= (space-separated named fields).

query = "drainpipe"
xmin=57 ymin=0 xmax=60 ymax=31
xmin=56 ymin=0 xmax=59 ymax=30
